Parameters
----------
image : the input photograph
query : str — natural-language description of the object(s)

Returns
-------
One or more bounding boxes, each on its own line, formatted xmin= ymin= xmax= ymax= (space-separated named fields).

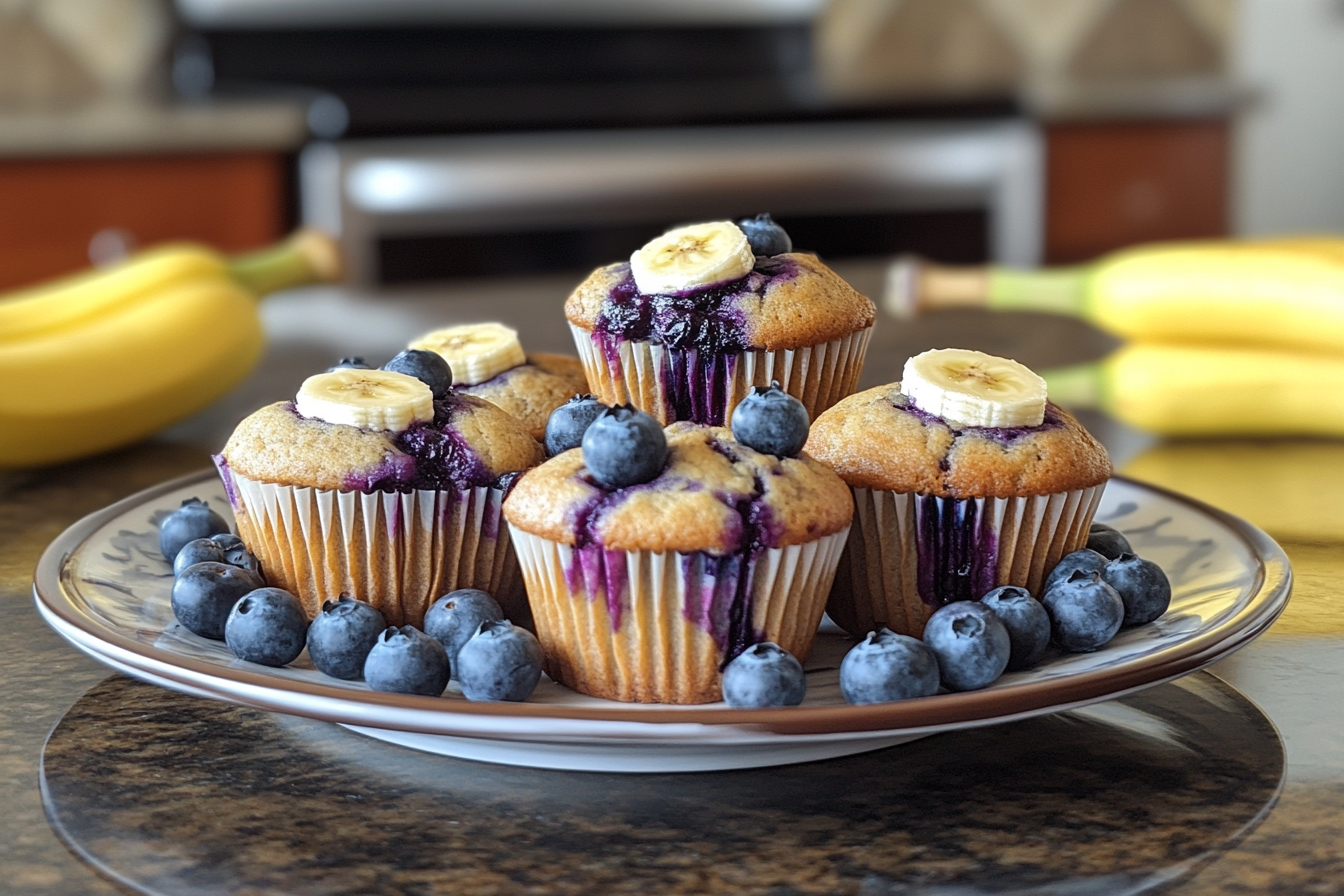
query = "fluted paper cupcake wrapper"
xmin=570 ymin=322 xmax=871 ymax=427
xmin=509 ymin=526 xmax=850 ymax=704
xmin=223 ymin=469 xmax=526 ymax=629
xmin=828 ymin=485 xmax=1106 ymax=639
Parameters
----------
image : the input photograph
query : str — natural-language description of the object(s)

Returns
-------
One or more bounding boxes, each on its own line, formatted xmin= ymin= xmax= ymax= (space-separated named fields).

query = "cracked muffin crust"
xmin=805 ymin=384 xmax=1112 ymax=498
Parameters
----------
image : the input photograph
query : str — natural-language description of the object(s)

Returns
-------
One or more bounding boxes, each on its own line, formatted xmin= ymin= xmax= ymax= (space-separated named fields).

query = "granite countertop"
xmin=3 ymin=272 xmax=1343 ymax=895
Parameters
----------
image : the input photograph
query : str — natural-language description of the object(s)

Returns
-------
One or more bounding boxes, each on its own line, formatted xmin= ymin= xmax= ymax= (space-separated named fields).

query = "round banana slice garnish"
xmin=630 ymin=221 xmax=756 ymax=294
xmin=902 ymin=348 xmax=1047 ymax=428
xmin=408 ymin=322 xmax=526 ymax=386
xmin=295 ymin=369 xmax=434 ymax=432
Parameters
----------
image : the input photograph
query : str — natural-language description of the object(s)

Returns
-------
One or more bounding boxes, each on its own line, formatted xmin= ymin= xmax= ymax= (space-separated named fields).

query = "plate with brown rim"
xmin=34 ymin=469 xmax=1290 ymax=772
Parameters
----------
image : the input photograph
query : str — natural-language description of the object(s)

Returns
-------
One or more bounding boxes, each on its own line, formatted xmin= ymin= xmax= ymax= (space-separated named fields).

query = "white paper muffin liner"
xmin=828 ymin=484 xmax=1106 ymax=639
xmin=570 ymin=322 xmax=871 ymax=426
xmin=509 ymin=525 xmax=850 ymax=704
xmin=221 ymin=468 xmax=526 ymax=629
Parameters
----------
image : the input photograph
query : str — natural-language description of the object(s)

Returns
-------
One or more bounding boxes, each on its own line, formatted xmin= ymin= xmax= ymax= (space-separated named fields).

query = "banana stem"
xmin=1041 ymin=361 xmax=1105 ymax=410
xmin=987 ymin=266 xmax=1092 ymax=316
xmin=227 ymin=229 xmax=343 ymax=297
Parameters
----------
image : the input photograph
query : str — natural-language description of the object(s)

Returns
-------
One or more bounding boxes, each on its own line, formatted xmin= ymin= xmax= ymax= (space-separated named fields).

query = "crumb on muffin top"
xmin=504 ymin=422 xmax=853 ymax=554
xmin=221 ymin=391 xmax=543 ymax=492
xmin=805 ymin=384 xmax=1111 ymax=498
xmin=459 ymin=352 xmax=589 ymax=441
xmin=564 ymin=253 xmax=875 ymax=352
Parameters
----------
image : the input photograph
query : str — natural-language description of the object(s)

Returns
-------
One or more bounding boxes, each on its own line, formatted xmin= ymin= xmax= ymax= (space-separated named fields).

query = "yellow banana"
xmin=887 ymin=235 xmax=1344 ymax=353
xmin=1042 ymin=342 xmax=1344 ymax=438
xmin=0 ymin=230 xmax=341 ymax=469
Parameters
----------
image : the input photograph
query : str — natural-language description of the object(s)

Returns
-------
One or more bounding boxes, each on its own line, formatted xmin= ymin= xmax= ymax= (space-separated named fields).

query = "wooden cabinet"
xmin=0 ymin=152 xmax=287 ymax=291
xmin=1044 ymin=119 xmax=1228 ymax=264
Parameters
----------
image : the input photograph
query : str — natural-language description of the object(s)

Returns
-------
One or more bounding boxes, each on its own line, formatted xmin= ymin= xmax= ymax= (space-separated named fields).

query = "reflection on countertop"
xmin=3 ymin=278 xmax=1344 ymax=894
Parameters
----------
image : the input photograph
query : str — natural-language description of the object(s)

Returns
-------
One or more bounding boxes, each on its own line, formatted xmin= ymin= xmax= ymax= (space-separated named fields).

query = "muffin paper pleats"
xmin=223 ymin=469 xmax=526 ymax=629
xmin=828 ymin=485 xmax=1105 ymax=639
xmin=570 ymin=323 xmax=871 ymax=427
xmin=509 ymin=525 xmax=849 ymax=704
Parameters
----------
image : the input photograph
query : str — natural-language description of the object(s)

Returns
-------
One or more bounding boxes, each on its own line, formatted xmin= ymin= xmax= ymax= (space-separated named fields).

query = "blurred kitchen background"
xmin=2 ymin=0 xmax=1342 ymax=454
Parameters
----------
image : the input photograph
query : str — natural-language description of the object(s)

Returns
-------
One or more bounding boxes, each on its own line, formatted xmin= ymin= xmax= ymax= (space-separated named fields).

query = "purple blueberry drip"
xmin=914 ymin=495 xmax=999 ymax=608
xmin=592 ymin=257 xmax=799 ymax=425
xmin=360 ymin=397 xmax=495 ymax=493
xmin=895 ymin=395 xmax=1067 ymax=443
xmin=212 ymin=454 xmax=240 ymax=510
xmin=562 ymin=455 xmax=781 ymax=665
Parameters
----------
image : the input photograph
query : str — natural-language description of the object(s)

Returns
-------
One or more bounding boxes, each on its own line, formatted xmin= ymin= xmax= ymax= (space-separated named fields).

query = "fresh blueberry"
xmin=224 ymin=587 xmax=309 ymax=667
xmin=980 ymin=586 xmax=1052 ymax=671
xmin=328 ymin=356 xmax=373 ymax=371
xmin=721 ymin=642 xmax=806 ymax=708
xmin=839 ymin=628 xmax=941 ymax=704
xmin=159 ymin=497 xmax=231 ymax=562
xmin=544 ymin=394 xmax=609 ymax=457
xmin=455 ymin=620 xmax=544 ymax=702
xmin=170 ymin=561 xmax=264 ymax=640
xmin=581 ymin=404 xmax=667 ymax=489
xmin=1041 ymin=569 xmax=1125 ymax=652
xmin=1086 ymin=523 xmax=1132 ymax=560
xmin=423 ymin=588 xmax=504 ymax=679
xmin=922 ymin=601 xmax=1012 ymax=692
xmin=737 ymin=213 xmax=793 ymax=256
xmin=382 ymin=348 xmax=454 ymax=399
xmin=363 ymin=626 xmax=450 ymax=697
xmin=730 ymin=382 xmax=810 ymax=458
xmin=172 ymin=537 xmax=226 ymax=576
xmin=1102 ymin=553 xmax=1172 ymax=627
xmin=1043 ymin=548 xmax=1109 ymax=595
xmin=306 ymin=597 xmax=387 ymax=680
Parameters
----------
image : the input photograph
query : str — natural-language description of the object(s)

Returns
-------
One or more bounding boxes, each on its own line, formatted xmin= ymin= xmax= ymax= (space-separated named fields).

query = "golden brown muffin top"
xmin=221 ymin=392 xmax=543 ymax=492
xmin=805 ymin=384 xmax=1111 ymax=498
xmin=504 ymin=422 xmax=853 ymax=554
xmin=459 ymin=353 xmax=589 ymax=441
xmin=564 ymin=253 xmax=875 ymax=352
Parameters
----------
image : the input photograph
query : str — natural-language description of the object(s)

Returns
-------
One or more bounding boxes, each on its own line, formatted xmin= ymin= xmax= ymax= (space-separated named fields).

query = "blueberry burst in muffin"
xmin=806 ymin=349 xmax=1111 ymax=639
xmin=216 ymin=366 xmax=542 ymax=627
xmin=565 ymin=217 xmax=874 ymax=428
xmin=504 ymin=388 xmax=853 ymax=704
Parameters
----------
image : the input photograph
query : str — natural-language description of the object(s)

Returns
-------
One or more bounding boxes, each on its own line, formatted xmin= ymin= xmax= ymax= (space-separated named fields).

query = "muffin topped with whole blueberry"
xmin=216 ymin=360 xmax=543 ymax=628
xmin=503 ymin=387 xmax=854 ymax=704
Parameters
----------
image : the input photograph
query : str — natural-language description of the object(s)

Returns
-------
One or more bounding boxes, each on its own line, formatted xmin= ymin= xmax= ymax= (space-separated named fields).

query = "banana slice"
xmin=295 ymin=369 xmax=434 ymax=432
xmin=902 ymin=348 xmax=1047 ymax=428
xmin=630 ymin=221 xmax=756 ymax=294
xmin=408 ymin=322 xmax=526 ymax=386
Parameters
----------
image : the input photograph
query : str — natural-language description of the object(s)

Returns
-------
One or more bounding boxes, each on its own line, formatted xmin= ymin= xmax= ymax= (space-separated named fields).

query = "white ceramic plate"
xmin=35 ymin=470 xmax=1290 ymax=773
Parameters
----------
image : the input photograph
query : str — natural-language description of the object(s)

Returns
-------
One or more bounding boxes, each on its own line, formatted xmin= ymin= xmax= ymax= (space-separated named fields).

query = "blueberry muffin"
xmin=216 ymin=368 xmax=543 ymax=628
xmin=504 ymin=415 xmax=853 ymax=704
xmin=459 ymin=353 xmax=588 ymax=441
xmin=409 ymin=324 xmax=588 ymax=442
xmin=565 ymin=218 xmax=874 ymax=427
xmin=806 ymin=349 xmax=1111 ymax=638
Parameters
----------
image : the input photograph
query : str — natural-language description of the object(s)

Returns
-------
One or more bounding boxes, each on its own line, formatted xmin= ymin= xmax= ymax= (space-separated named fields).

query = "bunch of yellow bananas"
xmin=0 ymin=230 xmax=341 ymax=468
xmin=887 ymin=236 xmax=1344 ymax=437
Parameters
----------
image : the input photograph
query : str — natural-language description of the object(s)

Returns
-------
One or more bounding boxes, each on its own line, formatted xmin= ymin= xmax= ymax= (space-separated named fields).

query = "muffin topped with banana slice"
xmin=565 ymin=216 xmax=874 ymax=428
xmin=215 ymin=366 xmax=542 ymax=627
xmin=806 ymin=348 xmax=1111 ymax=640
xmin=220 ymin=367 xmax=542 ymax=492
xmin=408 ymin=322 xmax=589 ymax=442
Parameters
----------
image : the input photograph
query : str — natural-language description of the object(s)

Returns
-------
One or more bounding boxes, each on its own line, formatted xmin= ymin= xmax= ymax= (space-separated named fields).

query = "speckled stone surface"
xmin=42 ymin=673 xmax=1280 ymax=896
